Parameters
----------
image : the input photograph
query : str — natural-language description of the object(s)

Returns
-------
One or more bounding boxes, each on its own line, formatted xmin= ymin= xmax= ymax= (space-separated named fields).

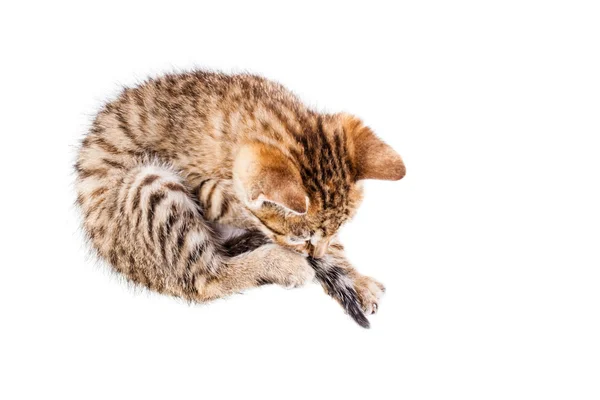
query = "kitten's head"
xmin=233 ymin=113 xmax=405 ymax=258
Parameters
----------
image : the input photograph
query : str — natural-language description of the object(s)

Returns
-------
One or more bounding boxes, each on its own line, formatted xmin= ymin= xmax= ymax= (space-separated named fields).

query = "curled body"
xmin=75 ymin=71 xmax=405 ymax=327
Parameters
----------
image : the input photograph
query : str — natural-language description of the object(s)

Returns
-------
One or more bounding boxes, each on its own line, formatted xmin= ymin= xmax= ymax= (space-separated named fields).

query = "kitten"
xmin=75 ymin=71 xmax=405 ymax=327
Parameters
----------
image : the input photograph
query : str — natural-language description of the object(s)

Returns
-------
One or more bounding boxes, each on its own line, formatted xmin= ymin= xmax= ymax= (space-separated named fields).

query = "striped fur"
xmin=75 ymin=71 xmax=403 ymax=327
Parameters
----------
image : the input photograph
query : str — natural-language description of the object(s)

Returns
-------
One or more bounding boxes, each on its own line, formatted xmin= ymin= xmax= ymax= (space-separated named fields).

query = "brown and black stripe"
xmin=75 ymin=70 xmax=396 ymax=327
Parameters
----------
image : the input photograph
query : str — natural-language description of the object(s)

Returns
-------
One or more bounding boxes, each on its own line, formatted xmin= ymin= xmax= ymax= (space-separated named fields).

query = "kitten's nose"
xmin=310 ymin=240 xmax=329 ymax=259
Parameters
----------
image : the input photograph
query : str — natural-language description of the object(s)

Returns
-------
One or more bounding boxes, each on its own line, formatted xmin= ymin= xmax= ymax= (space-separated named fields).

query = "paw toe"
xmin=355 ymin=276 xmax=385 ymax=315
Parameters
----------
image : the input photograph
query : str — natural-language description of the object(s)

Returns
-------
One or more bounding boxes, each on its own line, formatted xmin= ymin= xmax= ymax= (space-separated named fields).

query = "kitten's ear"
xmin=341 ymin=113 xmax=406 ymax=181
xmin=233 ymin=143 xmax=309 ymax=215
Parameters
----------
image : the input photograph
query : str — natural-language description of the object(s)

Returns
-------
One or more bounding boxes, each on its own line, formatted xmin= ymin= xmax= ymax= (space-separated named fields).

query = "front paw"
xmin=279 ymin=261 xmax=316 ymax=288
xmin=354 ymin=275 xmax=385 ymax=315
xmin=261 ymin=244 xmax=316 ymax=288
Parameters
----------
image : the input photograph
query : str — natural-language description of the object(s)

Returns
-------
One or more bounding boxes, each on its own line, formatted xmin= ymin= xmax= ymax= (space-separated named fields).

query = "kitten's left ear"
xmin=340 ymin=113 xmax=406 ymax=181
xmin=233 ymin=143 xmax=309 ymax=215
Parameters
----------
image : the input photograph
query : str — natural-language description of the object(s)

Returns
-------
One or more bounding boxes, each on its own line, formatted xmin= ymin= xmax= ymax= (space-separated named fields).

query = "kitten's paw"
xmin=354 ymin=275 xmax=385 ymax=315
xmin=260 ymin=245 xmax=315 ymax=288
xmin=279 ymin=261 xmax=316 ymax=289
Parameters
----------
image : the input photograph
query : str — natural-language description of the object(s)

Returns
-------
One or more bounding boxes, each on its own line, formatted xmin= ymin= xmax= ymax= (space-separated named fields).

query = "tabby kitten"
xmin=75 ymin=71 xmax=405 ymax=327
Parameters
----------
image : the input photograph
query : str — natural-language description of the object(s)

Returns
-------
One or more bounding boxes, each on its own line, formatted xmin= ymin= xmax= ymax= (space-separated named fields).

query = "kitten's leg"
xmin=195 ymin=243 xmax=315 ymax=302
xmin=219 ymin=228 xmax=383 ymax=324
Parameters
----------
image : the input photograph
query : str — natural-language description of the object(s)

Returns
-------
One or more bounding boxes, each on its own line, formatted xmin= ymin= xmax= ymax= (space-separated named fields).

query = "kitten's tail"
xmin=307 ymin=257 xmax=370 ymax=329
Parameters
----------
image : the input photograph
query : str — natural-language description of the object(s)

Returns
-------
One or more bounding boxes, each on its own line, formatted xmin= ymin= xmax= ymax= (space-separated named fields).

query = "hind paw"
xmin=354 ymin=275 xmax=385 ymax=315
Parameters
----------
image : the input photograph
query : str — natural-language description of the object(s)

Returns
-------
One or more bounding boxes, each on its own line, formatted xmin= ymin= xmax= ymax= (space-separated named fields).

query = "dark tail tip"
xmin=346 ymin=298 xmax=370 ymax=328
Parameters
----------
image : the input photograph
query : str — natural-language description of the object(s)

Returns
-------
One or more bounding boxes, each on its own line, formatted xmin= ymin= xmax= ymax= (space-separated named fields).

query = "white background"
xmin=1 ymin=1 xmax=598 ymax=399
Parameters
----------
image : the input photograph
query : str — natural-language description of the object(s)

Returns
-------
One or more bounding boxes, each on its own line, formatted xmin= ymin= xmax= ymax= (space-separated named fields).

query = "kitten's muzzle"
xmin=309 ymin=239 xmax=330 ymax=259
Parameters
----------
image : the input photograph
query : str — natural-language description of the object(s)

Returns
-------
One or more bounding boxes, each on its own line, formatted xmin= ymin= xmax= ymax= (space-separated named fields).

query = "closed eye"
xmin=286 ymin=237 xmax=309 ymax=245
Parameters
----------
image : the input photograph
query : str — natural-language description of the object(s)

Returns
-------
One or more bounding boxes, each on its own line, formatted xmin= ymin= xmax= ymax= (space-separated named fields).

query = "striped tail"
xmin=307 ymin=257 xmax=370 ymax=328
